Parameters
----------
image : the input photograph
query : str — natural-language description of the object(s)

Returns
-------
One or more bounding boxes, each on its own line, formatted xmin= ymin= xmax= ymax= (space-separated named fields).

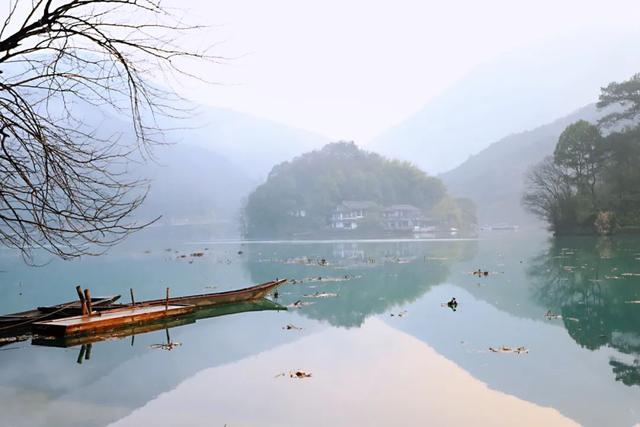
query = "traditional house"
xmin=330 ymin=201 xmax=379 ymax=229
xmin=381 ymin=204 xmax=432 ymax=231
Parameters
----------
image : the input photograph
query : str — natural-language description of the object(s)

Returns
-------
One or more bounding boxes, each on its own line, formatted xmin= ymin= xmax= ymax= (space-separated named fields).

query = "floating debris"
xmin=303 ymin=292 xmax=338 ymax=299
xmin=489 ymin=346 xmax=528 ymax=354
xmin=0 ymin=335 xmax=29 ymax=345
xmin=446 ymin=297 xmax=458 ymax=311
xmin=295 ymin=275 xmax=360 ymax=283
xmin=288 ymin=300 xmax=314 ymax=309
xmin=625 ymin=301 xmax=640 ymax=304
xmin=150 ymin=342 xmax=182 ymax=351
xmin=621 ymin=273 xmax=640 ymax=277
xmin=237 ymin=250 xmax=243 ymax=255
xmin=190 ymin=252 xmax=204 ymax=257
xmin=390 ymin=310 xmax=408 ymax=317
xmin=472 ymin=269 xmax=489 ymax=277
xmin=282 ymin=324 xmax=302 ymax=330
xmin=275 ymin=370 xmax=313 ymax=379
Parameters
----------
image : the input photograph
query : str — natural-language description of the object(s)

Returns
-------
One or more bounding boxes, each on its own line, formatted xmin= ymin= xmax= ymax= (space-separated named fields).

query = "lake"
xmin=1 ymin=228 xmax=640 ymax=426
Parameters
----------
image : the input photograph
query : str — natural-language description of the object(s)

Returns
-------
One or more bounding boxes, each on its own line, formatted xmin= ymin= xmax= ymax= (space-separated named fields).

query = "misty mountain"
xmin=167 ymin=106 xmax=328 ymax=180
xmin=131 ymin=143 xmax=253 ymax=226
xmin=440 ymin=105 xmax=601 ymax=226
xmin=77 ymin=103 xmax=327 ymax=229
xmin=369 ymin=32 xmax=640 ymax=174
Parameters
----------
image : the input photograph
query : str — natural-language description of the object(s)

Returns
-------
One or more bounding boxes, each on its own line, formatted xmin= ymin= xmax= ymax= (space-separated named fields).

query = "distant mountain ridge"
xmin=439 ymin=105 xmax=601 ymax=226
xmin=368 ymin=31 xmax=640 ymax=174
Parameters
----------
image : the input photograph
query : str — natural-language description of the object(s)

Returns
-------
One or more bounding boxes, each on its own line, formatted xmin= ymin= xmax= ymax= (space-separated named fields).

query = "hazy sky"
xmin=166 ymin=0 xmax=640 ymax=142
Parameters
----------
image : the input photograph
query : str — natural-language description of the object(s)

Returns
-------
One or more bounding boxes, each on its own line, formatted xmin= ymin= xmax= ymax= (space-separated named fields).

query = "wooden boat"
xmin=3 ymin=279 xmax=286 ymax=339
xmin=131 ymin=279 xmax=286 ymax=308
xmin=0 ymin=295 xmax=121 ymax=335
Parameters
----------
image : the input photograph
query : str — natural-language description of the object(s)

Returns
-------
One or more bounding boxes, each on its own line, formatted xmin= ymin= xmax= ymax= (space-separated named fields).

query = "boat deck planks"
xmin=32 ymin=305 xmax=194 ymax=337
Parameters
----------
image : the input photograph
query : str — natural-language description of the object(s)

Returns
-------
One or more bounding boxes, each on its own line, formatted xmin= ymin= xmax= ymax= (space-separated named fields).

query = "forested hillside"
xmin=244 ymin=142 xmax=474 ymax=238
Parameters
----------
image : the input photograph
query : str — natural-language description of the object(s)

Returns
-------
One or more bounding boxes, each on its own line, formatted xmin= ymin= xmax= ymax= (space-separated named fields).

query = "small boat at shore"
xmin=0 ymin=279 xmax=286 ymax=338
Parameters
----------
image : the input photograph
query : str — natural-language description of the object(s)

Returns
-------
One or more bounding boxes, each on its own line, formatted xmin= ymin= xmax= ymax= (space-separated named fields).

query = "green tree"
xmin=597 ymin=73 xmax=640 ymax=128
xmin=600 ymin=128 xmax=640 ymax=225
xmin=553 ymin=120 xmax=605 ymax=202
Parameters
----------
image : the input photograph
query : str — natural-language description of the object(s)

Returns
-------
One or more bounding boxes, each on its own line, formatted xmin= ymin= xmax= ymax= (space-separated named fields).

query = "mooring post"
xmin=165 ymin=287 xmax=170 ymax=311
xmin=76 ymin=285 xmax=88 ymax=316
xmin=130 ymin=288 xmax=135 ymax=306
xmin=84 ymin=288 xmax=92 ymax=316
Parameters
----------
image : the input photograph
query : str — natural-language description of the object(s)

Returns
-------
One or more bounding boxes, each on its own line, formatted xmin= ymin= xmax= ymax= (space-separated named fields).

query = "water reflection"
xmin=246 ymin=240 xmax=477 ymax=327
xmin=3 ymin=234 xmax=640 ymax=426
xmin=528 ymin=236 xmax=640 ymax=387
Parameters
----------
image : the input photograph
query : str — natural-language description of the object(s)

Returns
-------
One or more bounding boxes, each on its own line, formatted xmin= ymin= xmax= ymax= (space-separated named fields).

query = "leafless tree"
xmin=0 ymin=0 xmax=213 ymax=260
xmin=522 ymin=156 xmax=575 ymax=231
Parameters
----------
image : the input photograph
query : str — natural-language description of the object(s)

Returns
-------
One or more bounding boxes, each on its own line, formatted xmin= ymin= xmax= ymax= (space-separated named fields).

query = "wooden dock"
xmin=32 ymin=304 xmax=194 ymax=337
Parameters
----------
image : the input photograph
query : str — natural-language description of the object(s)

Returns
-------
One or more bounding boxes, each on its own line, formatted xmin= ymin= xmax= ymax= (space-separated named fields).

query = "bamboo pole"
xmin=165 ymin=287 xmax=170 ymax=311
xmin=84 ymin=288 xmax=92 ymax=316
xmin=130 ymin=288 xmax=135 ymax=306
xmin=76 ymin=285 xmax=88 ymax=316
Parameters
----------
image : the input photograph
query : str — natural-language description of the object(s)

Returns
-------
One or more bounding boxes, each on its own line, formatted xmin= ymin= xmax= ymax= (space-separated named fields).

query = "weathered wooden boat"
xmin=132 ymin=279 xmax=286 ymax=308
xmin=32 ymin=299 xmax=286 ymax=348
xmin=0 ymin=295 xmax=121 ymax=335
xmin=3 ymin=279 xmax=286 ymax=339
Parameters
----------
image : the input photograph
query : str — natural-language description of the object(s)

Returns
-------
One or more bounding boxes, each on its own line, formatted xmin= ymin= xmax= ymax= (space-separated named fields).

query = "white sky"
xmin=165 ymin=0 xmax=640 ymax=142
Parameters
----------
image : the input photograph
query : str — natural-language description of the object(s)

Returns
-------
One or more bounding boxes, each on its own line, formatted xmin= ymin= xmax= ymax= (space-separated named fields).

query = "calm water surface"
xmin=1 ymin=228 xmax=640 ymax=426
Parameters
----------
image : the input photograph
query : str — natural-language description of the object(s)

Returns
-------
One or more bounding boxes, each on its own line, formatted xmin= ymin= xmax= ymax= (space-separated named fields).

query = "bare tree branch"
xmin=0 ymin=0 xmax=215 ymax=261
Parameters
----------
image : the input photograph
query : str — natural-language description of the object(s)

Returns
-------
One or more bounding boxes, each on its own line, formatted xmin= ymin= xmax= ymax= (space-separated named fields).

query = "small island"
xmin=243 ymin=142 xmax=476 ymax=238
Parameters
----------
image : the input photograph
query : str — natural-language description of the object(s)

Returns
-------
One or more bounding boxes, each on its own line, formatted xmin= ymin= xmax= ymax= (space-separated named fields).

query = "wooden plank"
xmin=32 ymin=304 xmax=194 ymax=337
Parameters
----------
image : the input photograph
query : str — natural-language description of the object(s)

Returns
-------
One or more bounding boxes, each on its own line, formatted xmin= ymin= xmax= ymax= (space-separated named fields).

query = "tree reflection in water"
xmin=528 ymin=236 xmax=640 ymax=386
